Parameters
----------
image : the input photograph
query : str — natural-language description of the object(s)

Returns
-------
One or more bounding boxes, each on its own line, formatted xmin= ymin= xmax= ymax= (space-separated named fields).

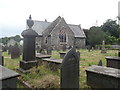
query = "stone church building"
xmin=27 ymin=16 xmax=86 ymax=50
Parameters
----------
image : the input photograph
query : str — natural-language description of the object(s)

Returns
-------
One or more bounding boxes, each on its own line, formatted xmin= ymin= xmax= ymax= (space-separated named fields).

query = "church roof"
xmin=26 ymin=17 xmax=86 ymax=38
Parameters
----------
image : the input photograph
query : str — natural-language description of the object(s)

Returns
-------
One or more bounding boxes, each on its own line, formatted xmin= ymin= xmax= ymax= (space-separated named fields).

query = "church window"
xmin=59 ymin=30 xmax=66 ymax=42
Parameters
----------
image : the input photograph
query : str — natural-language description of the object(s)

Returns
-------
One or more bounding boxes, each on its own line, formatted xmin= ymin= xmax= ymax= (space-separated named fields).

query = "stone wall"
xmin=50 ymin=18 xmax=74 ymax=49
xmin=75 ymin=37 xmax=86 ymax=49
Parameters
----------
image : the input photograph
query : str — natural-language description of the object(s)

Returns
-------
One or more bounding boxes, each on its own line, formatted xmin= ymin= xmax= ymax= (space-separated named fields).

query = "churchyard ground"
xmin=2 ymin=49 xmax=118 ymax=88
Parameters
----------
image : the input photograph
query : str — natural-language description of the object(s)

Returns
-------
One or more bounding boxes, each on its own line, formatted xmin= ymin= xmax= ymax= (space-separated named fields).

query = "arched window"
xmin=59 ymin=30 xmax=66 ymax=42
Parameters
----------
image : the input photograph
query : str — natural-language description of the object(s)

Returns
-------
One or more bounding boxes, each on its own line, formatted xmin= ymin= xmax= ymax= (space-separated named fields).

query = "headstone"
xmin=8 ymin=45 xmax=12 ymax=55
xmin=0 ymin=51 xmax=4 ymax=66
xmin=61 ymin=48 xmax=80 ymax=88
xmin=18 ymin=15 xmax=38 ymax=73
xmin=59 ymin=52 xmax=66 ymax=58
xmin=62 ymin=44 xmax=66 ymax=51
xmin=118 ymin=51 xmax=120 ymax=57
xmin=98 ymin=60 xmax=102 ymax=66
xmin=2 ymin=46 xmax=7 ymax=52
xmin=101 ymin=40 xmax=107 ymax=53
xmin=11 ymin=45 xmax=20 ymax=59
xmin=47 ymin=47 xmax=52 ymax=55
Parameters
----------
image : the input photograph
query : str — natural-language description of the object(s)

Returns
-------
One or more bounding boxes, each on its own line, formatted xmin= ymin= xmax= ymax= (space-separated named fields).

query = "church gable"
xmin=42 ymin=16 xmax=61 ymax=36
xmin=50 ymin=17 xmax=75 ymax=47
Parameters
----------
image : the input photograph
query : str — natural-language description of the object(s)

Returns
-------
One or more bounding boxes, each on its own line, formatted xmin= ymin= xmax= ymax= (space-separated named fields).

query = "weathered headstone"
xmin=118 ymin=51 xmax=120 ymax=57
xmin=101 ymin=40 xmax=107 ymax=53
xmin=47 ymin=47 xmax=52 ymax=55
xmin=11 ymin=45 xmax=20 ymax=59
xmin=8 ymin=45 xmax=12 ymax=55
xmin=98 ymin=60 xmax=102 ymax=66
xmin=61 ymin=48 xmax=80 ymax=88
xmin=62 ymin=44 xmax=66 ymax=51
xmin=18 ymin=15 xmax=38 ymax=73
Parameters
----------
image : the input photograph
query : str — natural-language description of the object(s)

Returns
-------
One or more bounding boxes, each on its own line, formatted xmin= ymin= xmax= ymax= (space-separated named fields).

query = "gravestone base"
xmin=18 ymin=60 xmax=37 ymax=73
xmin=101 ymin=49 xmax=107 ymax=53
xmin=59 ymin=52 xmax=66 ymax=58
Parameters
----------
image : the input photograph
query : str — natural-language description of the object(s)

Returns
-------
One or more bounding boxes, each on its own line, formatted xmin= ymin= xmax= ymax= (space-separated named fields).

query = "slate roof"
xmin=26 ymin=17 xmax=86 ymax=38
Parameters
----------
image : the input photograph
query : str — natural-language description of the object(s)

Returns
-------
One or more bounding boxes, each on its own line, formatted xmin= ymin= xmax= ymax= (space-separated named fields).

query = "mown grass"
xmin=2 ymin=49 xmax=118 ymax=88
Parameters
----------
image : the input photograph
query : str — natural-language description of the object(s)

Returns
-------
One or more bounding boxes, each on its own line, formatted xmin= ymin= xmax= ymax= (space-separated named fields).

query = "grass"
xmin=2 ymin=49 xmax=118 ymax=88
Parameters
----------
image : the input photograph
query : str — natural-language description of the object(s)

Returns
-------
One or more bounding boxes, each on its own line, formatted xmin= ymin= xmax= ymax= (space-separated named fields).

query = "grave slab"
xmin=86 ymin=65 xmax=120 ymax=89
xmin=0 ymin=65 xmax=20 ymax=88
xmin=106 ymin=56 xmax=120 ymax=69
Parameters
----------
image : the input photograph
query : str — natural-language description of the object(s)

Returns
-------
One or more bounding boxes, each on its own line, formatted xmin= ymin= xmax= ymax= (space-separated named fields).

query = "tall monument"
xmin=18 ymin=15 xmax=38 ymax=73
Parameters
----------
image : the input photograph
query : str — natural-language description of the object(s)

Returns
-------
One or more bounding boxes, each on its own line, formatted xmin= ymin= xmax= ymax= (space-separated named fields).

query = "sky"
xmin=0 ymin=0 xmax=120 ymax=38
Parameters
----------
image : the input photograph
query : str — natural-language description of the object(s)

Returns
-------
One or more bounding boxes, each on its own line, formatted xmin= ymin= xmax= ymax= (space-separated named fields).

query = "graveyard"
xmin=2 ymin=49 xmax=118 ymax=88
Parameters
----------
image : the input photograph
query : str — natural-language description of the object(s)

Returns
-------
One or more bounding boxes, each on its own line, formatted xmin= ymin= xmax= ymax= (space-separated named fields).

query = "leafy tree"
xmin=14 ymin=35 xmax=21 ymax=42
xmin=85 ymin=26 xmax=106 ymax=47
xmin=101 ymin=19 xmax=119 ymax=38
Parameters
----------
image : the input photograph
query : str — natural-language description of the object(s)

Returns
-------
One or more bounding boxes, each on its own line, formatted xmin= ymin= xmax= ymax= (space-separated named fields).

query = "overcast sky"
xmin=0 ymin=0 xmax=120 ymax=38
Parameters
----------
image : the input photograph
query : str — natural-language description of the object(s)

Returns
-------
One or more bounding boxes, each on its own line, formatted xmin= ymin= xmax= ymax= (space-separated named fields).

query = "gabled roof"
xmin=26 ymin=17 xmax=86 ymax=38
xmin=68 ymin=24 xmax=86 ymax=38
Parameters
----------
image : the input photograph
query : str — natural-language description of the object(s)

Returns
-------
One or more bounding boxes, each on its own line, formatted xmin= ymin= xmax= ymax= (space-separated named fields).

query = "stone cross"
xmin=61 ymin=48 xmax=80 ymax=88
xmin=18 ymin=15 xmax=38 ymax=73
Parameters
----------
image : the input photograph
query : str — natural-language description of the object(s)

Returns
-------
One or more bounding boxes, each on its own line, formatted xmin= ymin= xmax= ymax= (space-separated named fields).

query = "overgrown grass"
xmin=2 ymin=49 xmax=118 ymax=88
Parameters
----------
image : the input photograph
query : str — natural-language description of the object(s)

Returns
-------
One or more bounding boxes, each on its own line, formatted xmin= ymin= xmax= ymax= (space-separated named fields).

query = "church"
xmin=26 ymin=16 xmax=86 ymax=50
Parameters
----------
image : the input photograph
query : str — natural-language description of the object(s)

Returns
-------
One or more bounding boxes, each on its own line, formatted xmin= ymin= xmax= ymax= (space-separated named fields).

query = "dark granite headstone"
xmin=18 ymin=15 xmax=38 ymax=73
xmin=11 ymin=46 xmax=20 ymax=59
xmin=98 ymin=60 xmax=102 ymax=66
xmin=61 ymin=48 xmax=80 ymax=88
xmin=118 ymin=52 xmax=120 ymax=57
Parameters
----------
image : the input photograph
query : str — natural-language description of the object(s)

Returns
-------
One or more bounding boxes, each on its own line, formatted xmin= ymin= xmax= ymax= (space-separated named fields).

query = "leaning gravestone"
xmin=61 ymin=48 xmax=80 ymax=88
xmin=11 ymin=45 xmax=20 ymax=59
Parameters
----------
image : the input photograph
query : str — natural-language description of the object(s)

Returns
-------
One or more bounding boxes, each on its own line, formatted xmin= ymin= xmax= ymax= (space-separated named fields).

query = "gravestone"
xmin=59 ymin=52 xmax=66 ymax=58
xmin=18 ymin=15 xmax=38 ymax=73
xmin=8 ymin=45 xmax=12 ymax=55
xmin=11 ymin=45 xmax=20 ymax=59
xmin=61 ymin=48 xmax=80 ymax=88
xmin=47 ymin=47 xmax=52 ymax=55
xmin=0 ymin=51 xmax=4 ymax=66
xmin=62 ymin=44 xmax=66 ymax=51
xmin=98 ymin=60 xmax=102 ymax=66
xmin=101 ymin=40 xmax=107 ymax=53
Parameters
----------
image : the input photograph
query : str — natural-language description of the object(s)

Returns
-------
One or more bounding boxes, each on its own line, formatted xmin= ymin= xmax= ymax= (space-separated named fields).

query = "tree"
xmin=85 ymin=26 xmax=106 ymax=47
xmin=101 ymin=19 xmax=119 ymax=38
xmin=14 ymin=35 xmax=21 ymax=42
